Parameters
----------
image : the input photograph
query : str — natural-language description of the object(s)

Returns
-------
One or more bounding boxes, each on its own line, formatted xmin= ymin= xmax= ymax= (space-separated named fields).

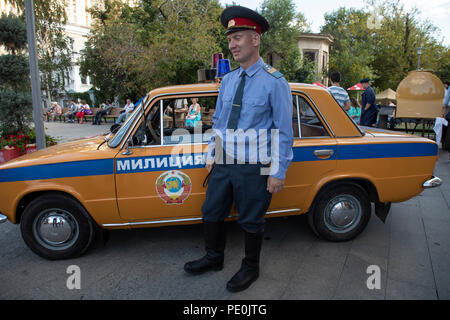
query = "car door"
xmin=269 ymin=93 xmax=337 ymax=213
xmin=114 ymin=94 xmax=217 ymax=222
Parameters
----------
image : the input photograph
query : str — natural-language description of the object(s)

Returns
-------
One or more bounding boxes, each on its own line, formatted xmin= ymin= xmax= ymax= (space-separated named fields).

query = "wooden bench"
xmin=103 ymin=108 xmax=124 ymax=123
xmin=83 ymin=108 xmax=99 ymax=122
xmin=58 ymin=108 xmax=69 ymax=122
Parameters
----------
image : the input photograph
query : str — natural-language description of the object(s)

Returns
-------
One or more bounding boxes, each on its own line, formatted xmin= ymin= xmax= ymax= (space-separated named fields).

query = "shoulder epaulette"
xmin=263 ymin=64 xmax=283 ymax=79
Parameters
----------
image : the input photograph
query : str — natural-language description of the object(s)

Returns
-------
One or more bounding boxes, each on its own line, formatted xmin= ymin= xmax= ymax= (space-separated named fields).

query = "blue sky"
xmin=219 ymin=0 xmax=450 ymax=46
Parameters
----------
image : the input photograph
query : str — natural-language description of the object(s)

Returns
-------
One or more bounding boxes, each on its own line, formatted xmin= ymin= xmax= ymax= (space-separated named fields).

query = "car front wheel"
xmin=20 ymin=193 xmax=95 ymax=260
xmin=308 ymin=183 xmax=371 ymax=242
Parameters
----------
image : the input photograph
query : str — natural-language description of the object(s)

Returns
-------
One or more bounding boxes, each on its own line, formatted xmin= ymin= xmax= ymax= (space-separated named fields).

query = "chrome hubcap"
xmin=33 ymin=209 xmax=79 ymax=250
xmin=324 ymin=195 xmax=361 ymax=233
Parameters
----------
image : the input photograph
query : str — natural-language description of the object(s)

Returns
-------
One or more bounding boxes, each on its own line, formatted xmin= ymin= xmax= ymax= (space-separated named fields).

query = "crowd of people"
xmin=43 ymin=98 xmax=136 ymax=125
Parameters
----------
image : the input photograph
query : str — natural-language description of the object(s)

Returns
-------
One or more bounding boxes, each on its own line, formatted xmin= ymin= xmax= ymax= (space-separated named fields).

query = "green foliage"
xmin=0 ymin=90 xmax=33 ymax=136
xmin=0 ymin=14 xmax=32 ymax=137
xmin=434 ymin=49 xmax=450 ymax=83
xmin=0 ymin=13 xmax=27 ymax=54
xmin=294 ymin=60 xmax=317 ymax=83
xmin=259 ymin=0 xmax=302 ymax=81
xmin=81 ymin=0 xmax=222 ymax=101
xmin=369 ymin=0 xmax=448 ymax=90
xmin=67 ymin=91 xmax=93 ymax=108
xmin=322 ymin=0 xmax=449 ymax=91
xmin=6 ymin=0 xmax=73 ymax=100
xmin=0 ymin=54 xmax=29 ymax=90
xmin=321 ymin=8 xmax=376 ymax=89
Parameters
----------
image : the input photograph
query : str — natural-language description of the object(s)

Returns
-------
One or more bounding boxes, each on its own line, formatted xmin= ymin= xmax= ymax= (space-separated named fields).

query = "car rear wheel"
xmin=20 ymin=193 xmax=95 ymax=260
xmin=308 ymin=183 xmax=371 ymax=242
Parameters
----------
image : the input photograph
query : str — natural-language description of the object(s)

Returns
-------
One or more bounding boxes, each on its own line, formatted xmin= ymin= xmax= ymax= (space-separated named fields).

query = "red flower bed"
xmin=0 ymin=132 xmax=37 ymax=164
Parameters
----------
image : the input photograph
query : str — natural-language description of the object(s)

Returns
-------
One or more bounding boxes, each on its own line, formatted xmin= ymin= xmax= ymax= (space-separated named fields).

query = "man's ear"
xmin=252 ymin=31 xmax=261 ymax=47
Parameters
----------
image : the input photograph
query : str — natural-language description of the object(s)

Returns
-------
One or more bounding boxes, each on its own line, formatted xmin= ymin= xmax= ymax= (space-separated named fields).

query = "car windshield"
xmin=108 ymin=103 xmax=143 ymax=148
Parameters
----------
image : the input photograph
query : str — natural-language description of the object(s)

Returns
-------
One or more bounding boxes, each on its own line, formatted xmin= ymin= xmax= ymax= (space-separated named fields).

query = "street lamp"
xmin=416 ymin=47 xmax=424 ymax=70
xmin=25 ymin=0 xmax=46 ymax=150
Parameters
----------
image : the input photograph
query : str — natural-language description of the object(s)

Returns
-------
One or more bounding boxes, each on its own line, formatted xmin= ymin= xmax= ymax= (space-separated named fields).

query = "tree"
xmin=369 ymin=0 xmax=449 ymax=90
xmin=0 ymin=14 xmax=32 ymax=136
xmin=322 ymin=1 xmax=449 ymax=92
xmin=80 ymin=0 xmax=222 ymax=102
xmin=6 ymin=0 xmax=73 ymax=101
xmin=321 ymin=8 xmax=376 ymax=90
xmin=259 ymin=0 xmax=303 ymax=81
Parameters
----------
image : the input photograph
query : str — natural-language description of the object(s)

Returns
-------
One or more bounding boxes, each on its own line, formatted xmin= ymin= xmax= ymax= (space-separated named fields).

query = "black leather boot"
xmin=184 ymin=221 xmax=226 ymax=274
xmin=226 ymin=231 xmax=263 ymax=292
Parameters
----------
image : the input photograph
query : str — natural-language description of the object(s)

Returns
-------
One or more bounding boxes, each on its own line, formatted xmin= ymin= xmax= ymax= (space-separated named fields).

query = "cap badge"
xmin=228 ymin=19 xmax=235 ymax=28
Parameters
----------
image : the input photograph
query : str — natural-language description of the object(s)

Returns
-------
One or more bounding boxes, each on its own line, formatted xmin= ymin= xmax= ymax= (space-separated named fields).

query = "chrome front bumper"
xmin=423 ymin=176 xmax=442 ymax=189
xmin=0 ymin=214 xmax=7 ymax=224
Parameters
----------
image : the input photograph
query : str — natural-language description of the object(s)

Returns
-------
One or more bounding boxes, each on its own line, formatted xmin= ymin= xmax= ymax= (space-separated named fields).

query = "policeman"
xmin=184 ymin=5 xmax=293 ymax=293
xmin=360 ymin=78 xmax=377 ymax=126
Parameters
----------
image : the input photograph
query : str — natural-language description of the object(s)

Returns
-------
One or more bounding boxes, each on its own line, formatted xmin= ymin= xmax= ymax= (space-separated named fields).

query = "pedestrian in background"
xmin=93 ymin=99 xmax=113 ymax=125
xmin=64 ymin=100 xmax=78 ymax=123
xmin=115 ymin=99 xmax=134 ymax=124
xmin=327 ymin=71 xmax=351 ymax=111
xmin=360 ymin=78 xmax=377 ymax=126
xmin=348 ymin=97 xmax=361 ymax=124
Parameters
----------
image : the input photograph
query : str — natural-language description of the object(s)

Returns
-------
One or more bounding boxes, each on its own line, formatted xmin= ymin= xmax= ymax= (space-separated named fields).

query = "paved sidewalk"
xmin=0 ymin=125 xmax=449 ymax=299
xmin=43 ymin=120 xmax=113 ymax=143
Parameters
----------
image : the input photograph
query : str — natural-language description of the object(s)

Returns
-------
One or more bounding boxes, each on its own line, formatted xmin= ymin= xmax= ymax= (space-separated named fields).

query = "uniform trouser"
xmin=201 ymin=163 xmax=272 ymax=233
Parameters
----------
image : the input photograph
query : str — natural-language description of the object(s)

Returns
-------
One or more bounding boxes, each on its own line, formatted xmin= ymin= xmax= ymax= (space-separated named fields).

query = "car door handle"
xmin=313 ymin=149 xmax=334 ymax=158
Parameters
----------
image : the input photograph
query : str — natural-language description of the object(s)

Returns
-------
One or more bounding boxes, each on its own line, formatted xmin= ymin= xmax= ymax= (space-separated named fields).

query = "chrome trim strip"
xmin=102 ymin=217 xmax=203 ymax=227
xmin=102 ymin=208 xmax=301 ymax=227
xmin=160 ymin=99 xmax=164 ymax=145
xmin=0 ymin=214 xmax=7 ymax=224
xmin=296 ymin=95 xmax=301 ymax=138
xmin=423 ymin=176 xmax=442 ymax=188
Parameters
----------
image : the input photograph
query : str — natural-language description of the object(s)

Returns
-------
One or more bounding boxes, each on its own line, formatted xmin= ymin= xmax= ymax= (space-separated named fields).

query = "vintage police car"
xmin=0 ymin=82 xmax=442 ymax=260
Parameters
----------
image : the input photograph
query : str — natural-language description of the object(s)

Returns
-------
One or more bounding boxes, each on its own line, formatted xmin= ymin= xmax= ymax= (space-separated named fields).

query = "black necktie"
xmin=227 ymin=71 xmax=246 ymax=130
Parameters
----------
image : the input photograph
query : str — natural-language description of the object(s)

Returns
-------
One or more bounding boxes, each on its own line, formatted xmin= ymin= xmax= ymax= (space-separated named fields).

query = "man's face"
xmin=227 ymin=30 xmax=259 ymax=64
xmin=361 ymin=82 xmax=369 ymax=90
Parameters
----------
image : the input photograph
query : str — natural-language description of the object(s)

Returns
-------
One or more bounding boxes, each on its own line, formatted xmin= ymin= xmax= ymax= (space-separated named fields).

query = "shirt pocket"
xmin=241 ymin=96 xmax=269 ymax=126
xmin=214 ymin=94 xmax=233 ymax=127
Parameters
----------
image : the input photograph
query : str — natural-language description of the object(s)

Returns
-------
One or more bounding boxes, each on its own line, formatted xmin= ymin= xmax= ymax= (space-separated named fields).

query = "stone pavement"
xmin=0 ymin=123 xmax=449 ymax=300
xmin=42 ymin=120 xmax=113 ymax=143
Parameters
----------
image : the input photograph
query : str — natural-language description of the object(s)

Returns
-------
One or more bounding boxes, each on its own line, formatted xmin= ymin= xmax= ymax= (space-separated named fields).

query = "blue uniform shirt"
xmin=208 ymin=57 xmax=293 ymax=180
xmin=361 ymin=85 xmax=377 ymax=126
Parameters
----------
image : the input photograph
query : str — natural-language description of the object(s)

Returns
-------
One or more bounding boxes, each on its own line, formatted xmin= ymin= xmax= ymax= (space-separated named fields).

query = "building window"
xmin=72 ymin=0 xmax=77 ymax=24
xmin=303 ymin=50 xmax=317 ymax=64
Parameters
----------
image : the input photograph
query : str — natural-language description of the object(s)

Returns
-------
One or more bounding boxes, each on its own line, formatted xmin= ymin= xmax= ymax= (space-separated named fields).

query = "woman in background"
xmin=348 ymin=97 xmax=361 ymax=124
xmin=185 ymin=97 xmax=201 ymax=128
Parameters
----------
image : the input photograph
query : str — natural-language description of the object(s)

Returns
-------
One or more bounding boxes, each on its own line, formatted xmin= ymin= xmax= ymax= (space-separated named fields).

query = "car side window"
xmin=294 ymin=95 xmax=329 ymax=138
xmin=162 ymin=96 xmax=217 ymax=145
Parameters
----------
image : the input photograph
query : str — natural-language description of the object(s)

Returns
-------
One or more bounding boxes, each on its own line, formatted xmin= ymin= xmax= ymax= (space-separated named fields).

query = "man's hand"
xmin=267 ymin=176 xmax=284 ymax=194
xmin=205 ymin=159 xmax=214 ymax=173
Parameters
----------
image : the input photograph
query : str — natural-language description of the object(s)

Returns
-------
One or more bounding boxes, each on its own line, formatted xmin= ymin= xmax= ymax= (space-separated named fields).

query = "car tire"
xmin=20 ymin=193 xmax=96 ymax=260
xmin=309 ymin=183 xmax=371 ymax=242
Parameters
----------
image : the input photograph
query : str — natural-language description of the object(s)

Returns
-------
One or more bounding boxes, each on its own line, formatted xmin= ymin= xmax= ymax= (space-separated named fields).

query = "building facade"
xmin=1 ymin=0 xmax=136 ymax=106
xmin=297 ymin=33 xmax=334 ymax=86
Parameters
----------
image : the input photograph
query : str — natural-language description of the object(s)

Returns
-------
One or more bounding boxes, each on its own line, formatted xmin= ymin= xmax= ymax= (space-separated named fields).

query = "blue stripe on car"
xmin=0 ymin=143 xmax=437 ymax=182
xmin=0 ymin=159 xmax=114 ymax=182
